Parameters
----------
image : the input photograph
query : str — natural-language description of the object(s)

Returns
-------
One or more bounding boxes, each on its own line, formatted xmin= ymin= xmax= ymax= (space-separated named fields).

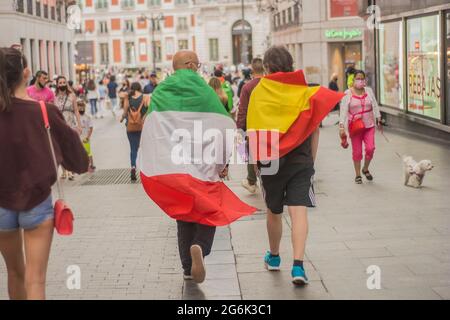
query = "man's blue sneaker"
xmin=291 ymin=266 xmax=309 ymax=285
xmin=264 ymin=251 xmax=281 ymax=271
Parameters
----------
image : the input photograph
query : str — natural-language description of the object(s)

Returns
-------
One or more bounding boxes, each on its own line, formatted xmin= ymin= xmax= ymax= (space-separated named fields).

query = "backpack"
xmin=127 ymin=97 xmax=146 ymax=132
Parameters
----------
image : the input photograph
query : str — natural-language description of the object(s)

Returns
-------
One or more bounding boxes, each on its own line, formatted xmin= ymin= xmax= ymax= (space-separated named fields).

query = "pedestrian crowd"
xmin=0 ymin=44 xmax=382 ymax=299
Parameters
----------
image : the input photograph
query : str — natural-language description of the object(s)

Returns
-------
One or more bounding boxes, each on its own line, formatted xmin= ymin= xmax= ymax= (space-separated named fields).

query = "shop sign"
xmin=325 ymin=29 xmax=362 ymax=40
xmin=329 ymin=0 xmax=359 ymax=18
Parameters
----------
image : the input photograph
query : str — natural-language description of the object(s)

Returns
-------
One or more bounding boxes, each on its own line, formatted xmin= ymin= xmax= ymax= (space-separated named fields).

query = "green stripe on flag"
xmin=149 ymin=69 xmax=230 ymax=117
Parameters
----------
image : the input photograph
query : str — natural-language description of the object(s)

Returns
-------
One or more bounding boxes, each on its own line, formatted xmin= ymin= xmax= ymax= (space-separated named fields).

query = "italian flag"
xmin=247 ymin=70 xmax=345 ymax=161
xmin=139 ymin=69 xmax=256 ymax=227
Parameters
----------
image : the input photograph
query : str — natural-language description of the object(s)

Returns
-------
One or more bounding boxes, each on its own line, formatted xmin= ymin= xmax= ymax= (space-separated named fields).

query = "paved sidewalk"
xmin=227 ymin=114 xmax=450 ymax=300
xmin=1 ymin=112 xmax=449 ymax=300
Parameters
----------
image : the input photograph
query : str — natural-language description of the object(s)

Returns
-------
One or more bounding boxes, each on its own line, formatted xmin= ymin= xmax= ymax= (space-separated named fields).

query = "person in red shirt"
xmin=27 ymin=70 xmax=55 ymax=103
xmin=237 ymin=58 xmax=265 ymax=194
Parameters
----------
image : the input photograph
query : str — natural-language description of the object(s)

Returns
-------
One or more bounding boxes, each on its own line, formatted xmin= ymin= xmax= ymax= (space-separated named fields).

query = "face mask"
xmin=354 ymin=79 xmax=366 ymax=89
xmin=79 ymin=110 xmax=85 ymax=115
xmin=37 ymin=81 xmax=45 ymax=89
xmin=59 ymin=85 xmax=67 ymax=91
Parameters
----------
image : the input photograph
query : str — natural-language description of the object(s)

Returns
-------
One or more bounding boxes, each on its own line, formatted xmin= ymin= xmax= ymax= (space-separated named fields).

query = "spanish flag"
xmin=247 ymin=71 xmax=344 ymax=161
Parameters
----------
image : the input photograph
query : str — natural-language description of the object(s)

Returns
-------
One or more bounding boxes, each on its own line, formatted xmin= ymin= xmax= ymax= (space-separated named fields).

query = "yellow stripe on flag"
xmin=247 ymin=78 xmax=320 ymax=134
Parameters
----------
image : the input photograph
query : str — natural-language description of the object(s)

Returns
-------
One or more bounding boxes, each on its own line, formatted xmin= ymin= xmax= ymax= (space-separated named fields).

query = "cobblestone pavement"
xmin=1 ymin=112 xmax=449 ymax=300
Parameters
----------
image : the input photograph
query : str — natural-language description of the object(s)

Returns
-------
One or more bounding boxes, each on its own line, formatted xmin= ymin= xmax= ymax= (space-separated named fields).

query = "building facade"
xmin=364 ymin=0 xmax=450 ymax=142
xmin=271 ymin=0 xmax=367 ymax=90
xmin=194 ymin=0 xmax=271 ymax=73
xmin=75 ymin=0 xmax=196 ymax=73
xmin=0 ymin=0 xmax=76 ymax=80
xmin=74 ymin=0 xmax=271 ymax=73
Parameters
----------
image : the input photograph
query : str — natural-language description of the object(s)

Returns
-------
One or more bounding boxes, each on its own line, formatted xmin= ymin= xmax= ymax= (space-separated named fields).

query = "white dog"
xmin=403 ymin=156 xmax=434 ymax=188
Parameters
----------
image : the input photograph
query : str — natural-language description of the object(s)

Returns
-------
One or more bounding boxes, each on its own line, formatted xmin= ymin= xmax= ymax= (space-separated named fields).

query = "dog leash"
xmin=379 ymin=127 xmax=402 ymax=160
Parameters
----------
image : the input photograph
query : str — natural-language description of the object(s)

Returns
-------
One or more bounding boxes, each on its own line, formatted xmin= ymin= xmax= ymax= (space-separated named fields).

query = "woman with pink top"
xmin=339 ymin=70 xmax=382 ymax=184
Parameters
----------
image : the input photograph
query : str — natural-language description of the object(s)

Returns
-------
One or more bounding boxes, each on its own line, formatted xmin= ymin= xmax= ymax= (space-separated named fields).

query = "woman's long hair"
xmin=129 ymin=82 xmax=142 ymax=98
xmin=208 ymin=77 xmax=228 ymax=107
xmin=55 ymin=75 xmax=69 ymax=96
xmin=121 ymin=79 xmax=130 ymax=90
xmin=87 ymin=79 xmax=96 ymax=91
xmin=0 ymin=47 xmax=28 ymax=112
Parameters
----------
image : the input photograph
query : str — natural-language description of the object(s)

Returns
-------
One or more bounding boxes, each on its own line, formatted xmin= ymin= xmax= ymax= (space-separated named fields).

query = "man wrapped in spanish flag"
xmin=247 ymin=46 xmax=344 ymax=285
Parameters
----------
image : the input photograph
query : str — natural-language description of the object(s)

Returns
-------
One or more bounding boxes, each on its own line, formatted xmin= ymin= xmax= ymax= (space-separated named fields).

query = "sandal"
xmin=362 ymin=170 xmax=373 ymax=181
xmin=355 ymin=176 xmax=363 ymax=184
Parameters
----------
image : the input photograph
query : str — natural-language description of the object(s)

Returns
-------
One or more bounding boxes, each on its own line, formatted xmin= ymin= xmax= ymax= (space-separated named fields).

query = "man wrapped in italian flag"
xmin=138 ymin=51 xmax=256 ymax=283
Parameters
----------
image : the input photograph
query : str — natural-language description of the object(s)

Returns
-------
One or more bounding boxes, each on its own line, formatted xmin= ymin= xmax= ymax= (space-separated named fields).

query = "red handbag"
xmin=348 ymin=94 xmax=371 ymax=137
xmin=39 ymin=101 xmax=74 ymax=236
xmin=349 ymin=117 xmax=365 ymax=137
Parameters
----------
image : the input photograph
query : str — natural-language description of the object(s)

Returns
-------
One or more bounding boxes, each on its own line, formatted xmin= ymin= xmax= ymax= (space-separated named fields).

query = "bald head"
xmin=173 ymin=50 xmax=200 ymax=71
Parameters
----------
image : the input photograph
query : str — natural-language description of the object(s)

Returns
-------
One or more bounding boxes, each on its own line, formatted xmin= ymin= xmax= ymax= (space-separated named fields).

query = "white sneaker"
xmin=190 ymin=245 xmax=206 ymax=284
xmin=241 ymin=179 xmax=257 ymax=194
xmin=183 ymin=274 xmax=193 ymax=281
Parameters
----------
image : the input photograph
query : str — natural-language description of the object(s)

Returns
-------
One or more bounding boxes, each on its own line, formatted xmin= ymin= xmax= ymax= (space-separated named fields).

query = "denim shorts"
xmin=0 ymin=195 xmax=54 ymax=232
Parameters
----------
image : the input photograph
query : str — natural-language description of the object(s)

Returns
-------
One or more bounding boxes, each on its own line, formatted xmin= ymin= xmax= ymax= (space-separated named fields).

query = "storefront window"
xmin=329 ymin=42 xmax=362 ymax=91
xmin=377 ymin=0 xmax=450 ymax=16
xmin=379 ymin=21 xmax=403 ymax=109
xmin=446 ymin=12 xmax=450 ymax=125
xmin=407 ymin=15 xmax=442 ymax=120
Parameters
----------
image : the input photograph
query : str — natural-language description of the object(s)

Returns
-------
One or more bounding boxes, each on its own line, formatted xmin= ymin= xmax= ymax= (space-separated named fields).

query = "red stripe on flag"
xmin=264 ymin=70 xmax=308 ymax=86
xmin=140 ymin=173 xmax=256 ymax=226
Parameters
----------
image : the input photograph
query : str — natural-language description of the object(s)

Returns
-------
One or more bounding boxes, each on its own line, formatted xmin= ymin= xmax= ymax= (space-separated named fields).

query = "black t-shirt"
xmin=258 ymin=135 xmax=313 ymax=169
xmin=284 ymin=135 xmax=313 ymax=164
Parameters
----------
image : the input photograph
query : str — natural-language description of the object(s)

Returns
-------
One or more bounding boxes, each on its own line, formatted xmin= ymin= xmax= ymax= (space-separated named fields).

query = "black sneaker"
xmin=131 ymin=168 xmax=137 ymax=181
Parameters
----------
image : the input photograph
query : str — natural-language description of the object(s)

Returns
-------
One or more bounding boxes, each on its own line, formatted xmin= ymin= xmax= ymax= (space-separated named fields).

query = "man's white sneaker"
xmin=190 ymin=245 xmax=206 ymax=284
xmin=241 ymin=179 xmax=257 ymax=194
xmin=183 ymin=274 xmax=194 ymax=281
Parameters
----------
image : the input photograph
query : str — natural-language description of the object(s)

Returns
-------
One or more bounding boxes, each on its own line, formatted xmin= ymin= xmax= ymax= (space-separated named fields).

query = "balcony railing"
xmin=123 ymin=28 xmax=135 ymax=34
xmin=176 ymin=25 xmax=189 ymax=32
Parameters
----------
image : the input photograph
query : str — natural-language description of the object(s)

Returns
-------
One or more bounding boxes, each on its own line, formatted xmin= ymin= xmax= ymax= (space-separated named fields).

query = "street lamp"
xmin=139 ymin=13 xmax=165 ymax=73
xmin=240 ymin=0 xmax=246 ymax=66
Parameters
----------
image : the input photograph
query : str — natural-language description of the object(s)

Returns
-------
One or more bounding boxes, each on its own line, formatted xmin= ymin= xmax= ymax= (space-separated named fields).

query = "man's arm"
xmin=86 ymin=127 xmax=93 ymax=141
xmin=237 ymin=84 xmax=250 ymax=131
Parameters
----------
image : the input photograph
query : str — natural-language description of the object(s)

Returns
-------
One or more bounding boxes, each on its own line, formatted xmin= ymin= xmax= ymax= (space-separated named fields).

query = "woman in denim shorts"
xmin=0 ymin=47 xmax=89 ymax=299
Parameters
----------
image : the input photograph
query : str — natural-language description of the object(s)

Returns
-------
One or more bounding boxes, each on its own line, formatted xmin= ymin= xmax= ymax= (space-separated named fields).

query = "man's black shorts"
xmin=259 ymin=160 xmax=316 ymax=214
